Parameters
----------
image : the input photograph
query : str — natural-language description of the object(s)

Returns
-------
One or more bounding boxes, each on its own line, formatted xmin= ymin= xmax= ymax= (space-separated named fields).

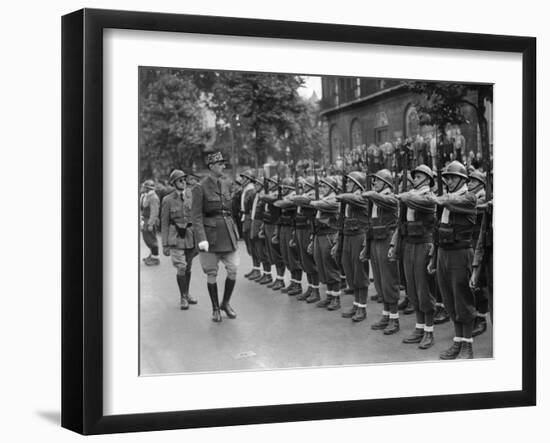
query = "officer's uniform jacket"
xmin=140 ymin=189 xmax=160 ymax=228
xmin=191 ymin=174 xmax=239 ymax=253
xmin=161 ymin=190 xmax=194 ymax=249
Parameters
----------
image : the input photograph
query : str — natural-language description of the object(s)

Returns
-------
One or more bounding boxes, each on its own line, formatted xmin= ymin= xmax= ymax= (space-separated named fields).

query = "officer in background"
xmin=140 ymin=179 xmax=160 ymax=266
xmin=161 ymin=170 xmax=196 ymax=310
xmin=429 ymin=161 xmax=478 ymax=359
xmin=362 ymin=169 xmax=401 ymax=335
xmin=191 ymin=152 xmax=240 ymax=322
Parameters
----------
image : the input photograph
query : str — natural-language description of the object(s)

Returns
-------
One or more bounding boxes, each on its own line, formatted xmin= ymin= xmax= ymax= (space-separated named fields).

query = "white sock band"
xmin=453 ymin=336 xmax=463 ymax=343
xmin=424 ymin=325 xmax=434 ymax=332
xmin=357 ymin=303 xmax=367 ymax=308
xmin=389 ymin=313 xmax=399 ymax=319
xmin=462 ymin=337 xmax=474 ymax=343
xmin=415 ymin=323 xmax=425 ymax=330
xmin=382 ymin=310 xmax=390 ymax=316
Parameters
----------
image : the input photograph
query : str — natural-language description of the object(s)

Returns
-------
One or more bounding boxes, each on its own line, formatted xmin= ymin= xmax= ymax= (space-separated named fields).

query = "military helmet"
xmin=142 ymin=179 xmax=155 ymax=190
xmin=239 ymin=169 xmax=259 ymax=184
xmin=168 ymin=169 xmax=186 ymax=184
xmin=469 ymin=169 xmax=487 ymax=186
xmin=371 ymin=169 xmax=394 ymax=188
xmin=346 ymin=171 xmax=366 ymax=191
xmin=301 ymin=176 xmax=316 ymax=191
xmin=442 ymin=161 xmax=468 ymax=180
xmin=321 ymin=176 xmax=339 ymax=193
xmin=281 ymin=177 xmax=295 ymax=190
xmin=412 ymin=164 xmax=436 ymax=186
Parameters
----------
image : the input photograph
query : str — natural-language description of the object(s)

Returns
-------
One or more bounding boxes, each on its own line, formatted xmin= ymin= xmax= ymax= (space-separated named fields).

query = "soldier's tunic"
xmin=436 ymin=185 xmax=477 ymax=324
xmin=250 ymin=190 xmax=270 ymax=273
xmin=141 ymin=189 xmax=160 ymax=256
xmin=293 ymin=193 xmax=319 ymax=278
xmin=161 ymin=189 xmax=195 ymax=275
xmin=191 ymin=174 xmax=240 ymax=282
xmin=366 ymin=189 xmax=400 ymax=306
xmin=260 ymin=193 xmax=285 ymax=273
xmin=339 ymin=193 xmax=370 ymax=290
xmin=275 ymin=195 xmax=302 ymax=274
xmin=399 ymin=186 xmax=437 ymax=313
xmin=312 ymin=197 xmax=340 ymax=287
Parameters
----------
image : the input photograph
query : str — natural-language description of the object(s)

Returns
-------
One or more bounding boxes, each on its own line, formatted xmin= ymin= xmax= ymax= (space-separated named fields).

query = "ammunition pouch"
xmin=372 ymin=225 xmax=390 ymax=240
xmin=344 ymin=218 xmax=359 ymax=232
xmin=406 ymin=221 xmax=425 ymax=237
xmin=438 ymin=225 xmax=473 ymax=244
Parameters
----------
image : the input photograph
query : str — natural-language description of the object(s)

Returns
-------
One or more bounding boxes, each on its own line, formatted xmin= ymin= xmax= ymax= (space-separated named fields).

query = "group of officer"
xmin=140 ymin=150 xmax=492 ymax=360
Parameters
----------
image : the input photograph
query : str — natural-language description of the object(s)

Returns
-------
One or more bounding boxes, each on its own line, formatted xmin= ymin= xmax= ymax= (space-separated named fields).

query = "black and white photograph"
xmin=138 ymin=68 xmax=494 ymax=375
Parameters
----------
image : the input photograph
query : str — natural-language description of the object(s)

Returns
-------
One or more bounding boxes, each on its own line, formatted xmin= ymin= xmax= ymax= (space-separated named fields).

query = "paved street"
xmin=140 ymin=238 xmax=492 ymax=375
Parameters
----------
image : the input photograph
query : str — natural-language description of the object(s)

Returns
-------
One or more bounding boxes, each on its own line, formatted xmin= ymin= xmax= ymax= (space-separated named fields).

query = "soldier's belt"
xmin=438 ymin=225 xmax=473 ymax=244
xmin=371 ymin=224 xmax=396 ymax=240
xmin=205 ymin=210 xmax=232 ymax=217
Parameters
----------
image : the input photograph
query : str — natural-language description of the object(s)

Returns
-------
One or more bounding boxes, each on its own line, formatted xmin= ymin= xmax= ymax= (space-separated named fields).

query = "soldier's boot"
xmin=258 ymin=274 xmax=273 ymax=285
xmin=248 ymin=269 xmax=262 ymax=281
xmin=244 ymin=269 xmax=254 ymax=279
xmin=316 ymin=293 xmax=333 ymax=308
xmin=266 ymin=278 xmax=277 ymax=288
xmin=177 ymin=274 xmax=189 ymax=310
xmin=297 ymin=286 xmax=312 ymax=301
xmin=402 ymin=328 xmax=425 ymax=344
xmin=306 ymin=287 xmax=321 ymax=304
xmin=207 ymin=283 xmax=222 ymax=322
xmin=398 ymin=297 xmax=409 ymax=311
xmin=271 ymin=278 xmax=285 ymax=291
xmin=185 ymin=270 xmax=197 ymax=304
xmin=144 ymin=255 xmax=160 ymax=266
xmin=370 ymin=293 xmax=379 ymax=301
xmin=418 ymin=330 xmax=435 ymax=350
xmin=343 ymin=288 xmax=355 ymax=295
xmin=439 ymin=340 xmax=463 ymax=360
xmin=327 ymin=294 xmax=341 ymax=311
xmin=383 ymin=317 xmax=400 ymax=335
xmin=456 ymin=341 xmax=474 ymax=359
xmin=288 ymin=282 xmax=303 ymax=296
xmin=341 ymin=303 xmax=358 ymax=318
xmin=220 ymin=278 xmax=237 ymax=319
xmin=472 ymin=316 xmax=488 ymax=337
xmin=403 ymin=301 xmax=415 ymax=315
xmin=371 ymin=315 xmax=390 ymax=330
xmin=351 ymin=306 xmax=367 ymax=322
xmin=281 ymin=282 xmax=292 ymax=293
xmin=434 ymin=305 xmax=450 ymax=324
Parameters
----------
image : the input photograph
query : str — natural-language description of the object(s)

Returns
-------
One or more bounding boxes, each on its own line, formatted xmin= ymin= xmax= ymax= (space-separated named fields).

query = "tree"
xmin=139 ymin=68 xmax=209 ymax=180
xmin=406 ymin=81 xmax=493 ymax=172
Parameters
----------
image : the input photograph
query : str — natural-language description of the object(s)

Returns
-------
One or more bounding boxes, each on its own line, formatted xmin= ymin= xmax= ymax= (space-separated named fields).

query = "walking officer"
xmin=140 ymin=179 xmax=160 ymax=266
xmin=428 ymin=160 xmax=478 ymax=359
xmin=191 ymin=152 xmax=240 ymax=322
xmin=393 ymin=165 xmax=437 ymax=348
xmin=361 ymin=169 xmax=401 ymax=335
xmin=161 ymin=170 xmax=197 ymax=310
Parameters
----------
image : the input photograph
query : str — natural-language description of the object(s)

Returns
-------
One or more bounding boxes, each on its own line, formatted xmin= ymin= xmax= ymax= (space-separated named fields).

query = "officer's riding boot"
xmin=371 ymin=315 xmax=390 ymax=330
xmin=185 ymin=270 xmax=197 ymax=304
xmin=418 ymin=330 xmax=435 ymax=349
xmin=220 ymin=278 xmax=237 ymax=319
xmin=306 ymin=286 xmax=321 ymax=304
xmin=207 ymin=283 xmax=222 ymax=322
xmin=439 ymin=340 xmax=462 ymax=360
xmin=316 ymin=292 xmax=333 ymax=308
xmin=472 ymin=315 xmax=488 ymax=337
xmin=383 ymin=316 xmax=400 ymax=335
xmin=177 ymin=274 xmax=189 ymax=310
xmin=351 ymin=289 xmax=367 ymax=322
xmin=457 ymin=340 xmax=474 ymax=359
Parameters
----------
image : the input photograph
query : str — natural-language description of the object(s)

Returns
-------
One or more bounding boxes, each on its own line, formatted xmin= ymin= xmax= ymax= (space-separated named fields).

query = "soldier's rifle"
xmin=361 ymin=145 xmax=373 ymax=260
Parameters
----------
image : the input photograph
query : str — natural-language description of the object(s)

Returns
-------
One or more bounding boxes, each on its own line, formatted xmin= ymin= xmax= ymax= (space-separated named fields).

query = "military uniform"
xmin=140 ymin=180 xmax=160 ymax=266
xmin=239 ymin=170 xmax=261 ymax=280
xmin=191 ymin=152 xmax=240 ymax=322
xmin=260 ymin=189 xmax=286 ymax=291
xmin=250 ymin=185 xmax=272 ymax=284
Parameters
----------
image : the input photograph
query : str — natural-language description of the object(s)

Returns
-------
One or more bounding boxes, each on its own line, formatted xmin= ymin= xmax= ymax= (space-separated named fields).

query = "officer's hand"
xmin=469 ymin=266 xmax=481 ymax=290
xmin=427 ymin=258 xmax=436 ymax=275
xmin=163 ymin=247 xmax=170 ymax=257
xmin=387 ymin=246 xmax=395 ymax=260
xmin=198 ymin=241 xmax=209 ymax=252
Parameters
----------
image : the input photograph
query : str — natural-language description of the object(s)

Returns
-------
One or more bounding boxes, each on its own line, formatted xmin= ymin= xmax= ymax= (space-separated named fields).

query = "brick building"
xmin=319 ymin=77 xmax=493 ymax=165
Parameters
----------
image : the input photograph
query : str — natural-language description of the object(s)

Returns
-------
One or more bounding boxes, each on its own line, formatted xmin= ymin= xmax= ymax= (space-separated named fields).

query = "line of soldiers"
xmin=237 ymin=158 xmax=492 ymax=360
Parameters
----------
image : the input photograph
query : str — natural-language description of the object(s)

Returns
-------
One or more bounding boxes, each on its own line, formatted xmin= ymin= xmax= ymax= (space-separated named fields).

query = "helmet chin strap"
xmin=414 ymin=176 xmax=429 ymax=190
xmin=448 ymin=177 xmax=465 ymax=193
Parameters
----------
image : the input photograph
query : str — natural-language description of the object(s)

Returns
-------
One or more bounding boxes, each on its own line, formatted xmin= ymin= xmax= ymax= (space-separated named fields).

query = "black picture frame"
xmin=61 ymin=8 xmax=536 ymax=435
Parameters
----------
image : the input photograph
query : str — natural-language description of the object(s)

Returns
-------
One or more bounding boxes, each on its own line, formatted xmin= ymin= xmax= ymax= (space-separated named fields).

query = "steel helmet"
xmin=320 ymin=176 xmax=340 ymax=194
xmin=442 ymin=161 xmax=468 ymax=180
xmin=412 ymin=164 xmax=436 ymax=186
xmin=142 ymin=179 xmax=155 ymax=190
xmin=168 ymin=169 xmax=186 ymax=184
xmin=239 ymin=169 xmax=259 ymax=184
xmin=372 ymin=169 xmax=394 ymax=188
xmin=468 ymin=169 xmax=487 ymax=186
xmin=346 ymin=171 xmax=367 ymax=191
xmin=281 ymin=177 xmax=295 ymax=190
xmin=301 ymin=176 xmax=316 ymax=191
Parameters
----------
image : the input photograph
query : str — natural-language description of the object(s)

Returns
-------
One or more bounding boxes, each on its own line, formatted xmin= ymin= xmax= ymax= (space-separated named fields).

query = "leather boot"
xmin=207 ymin=283 xmax=222 ymax=322
xmin=343 ymin=287 xmax=354 ymax=295
xmin=418 ymin=331 xmax=435 ymax=349
xmin=316 ymin=294 xmax=333 ymax=308
xmin=306 ymin=287 xmax=321 ymax=304
xmin=185 ymin=270 xmax=197 ymax=304
xmin=457 ymin=341 xmax=474 ymax=359
xmin=267 ymin=278 xmax=277 ymax=288
xmin=383 ymin=318 xmax=400 ymax=335
xmin=371 ymin=315 xmax=390 ymax=330
xmin=144 ymin=256 xmax=160 ymax=266
xmin=281 ymin=282 xmax=292 ymax=293
xmin=403 ymin=301 xmax=415 ymax=315
xmin=258 ymin=274 xmax=272 ymax=285
xmin=472 ymin=316 xmax=488 ymax=337
xmin=244 ymin=269 xmax=254 ymax=278
xmin=402 ymin=328 xmax=424 ymax=344
xmin=297 ymin=286 xmax=312 ymax=301
xmin=341 ymin=304 xmax=358 ymax=318
xmin=177 ymin=275 xmax=189 ymax=310
xmin=439 ymin=341 xmax=462 ymax=360
xmin=370 ymin=293 xmax=379 ymax=301
xmin=250 ymin=269 xmax=263 ymax=281
xmin=434 ymin=305 xmax=450 ymax=324
xmin=351 ymin=306 xmax=367 ymax=322
xmin=327 ymin=296 xmax=341 ymax=311
xmin=221 ymin=278 xmax=237 ymax=319
xmin=288 ymin=283 xmax=302 ymax=296
xmin=271 ymin=279 xmax=285 ymax=291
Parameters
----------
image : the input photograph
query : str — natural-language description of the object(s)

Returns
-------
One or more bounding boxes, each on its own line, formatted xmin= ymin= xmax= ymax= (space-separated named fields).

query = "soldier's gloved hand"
xmin=307 ymin=241 xmax=313 ymax=255
xmin=427 ymin=258 xmax=436 ymax=275
xmin=469 ymin=266 xmax=481 ymax=290
xmin=163 ymin=247 xmax=170 ymax=257
xmin=198 ymin=241 xmax=209 ymax=252
xmin=387 ymin=245 xmax=395 ymax=260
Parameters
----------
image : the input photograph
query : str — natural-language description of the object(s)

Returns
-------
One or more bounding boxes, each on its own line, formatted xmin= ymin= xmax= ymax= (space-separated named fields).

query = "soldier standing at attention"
xmin=239 ymin=170 xmax=261 ymax=281
xmin=161 ymin=170 xmax=197 ymax=310
xmin=428 ymin=161 xmax=478 ymax=359
xmin=140 ymin=179 xmax=160 ymax=266
xmin=336 ymin=171 xmax=370 ymax=322
xmin=362 ymin=169 xmax=401 ymax=335
xmin=191 ymin=152 xmax=240 ymax=322
xmin=393 ymin=165 xmax=437 ymax=349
